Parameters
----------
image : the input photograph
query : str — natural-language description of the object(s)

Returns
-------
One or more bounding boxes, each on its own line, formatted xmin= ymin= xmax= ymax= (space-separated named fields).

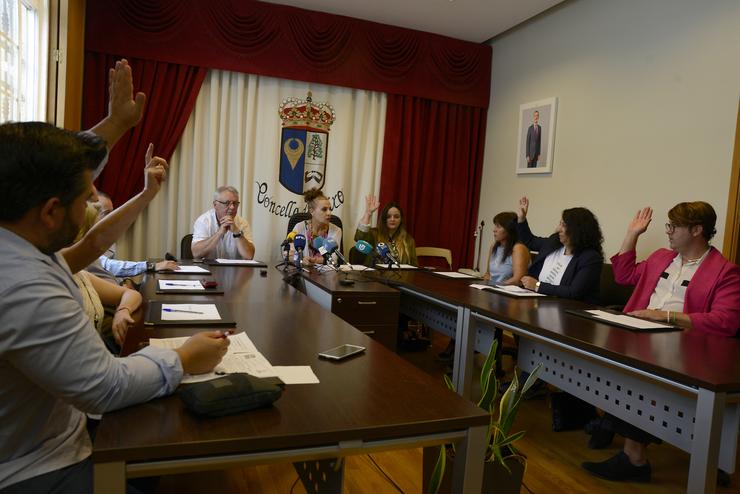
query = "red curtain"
xmin=81 ymin=53 xmax=207 ymax=206
xmin=84 ymin=0 xmax=490 ymax=109
xmin=379 ymin=95 xmax=487 ymax=270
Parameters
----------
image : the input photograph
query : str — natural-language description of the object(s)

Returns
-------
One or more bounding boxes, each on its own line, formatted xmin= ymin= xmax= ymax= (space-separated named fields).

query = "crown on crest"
xmin=279 ymin=91 xmax=336 ymax=131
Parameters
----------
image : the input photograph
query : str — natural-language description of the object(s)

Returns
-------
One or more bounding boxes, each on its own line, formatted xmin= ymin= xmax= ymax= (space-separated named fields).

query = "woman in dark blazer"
xmin=516 ymin=196 xmax=604 ymax=303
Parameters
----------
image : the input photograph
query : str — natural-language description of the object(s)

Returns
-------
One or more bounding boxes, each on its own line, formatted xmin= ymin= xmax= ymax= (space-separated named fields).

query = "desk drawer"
xmin=332 ymin=295 xmax=399 ymax=325
xmin=355 ymin=323 xmax=397 ymax=352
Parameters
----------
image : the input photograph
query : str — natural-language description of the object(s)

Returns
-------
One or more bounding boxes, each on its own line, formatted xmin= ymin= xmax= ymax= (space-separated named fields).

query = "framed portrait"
xmin=516 ymin=97 xmax=557 ymax=174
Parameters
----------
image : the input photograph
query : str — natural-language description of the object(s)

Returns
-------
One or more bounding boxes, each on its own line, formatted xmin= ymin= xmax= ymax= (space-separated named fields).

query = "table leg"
xmin=451 ymin=423 xmax=487 ymax=493
xmin=452 ymin=308 xmax=474 ymax=399
xmin=687 ymin=388 xmax=726 ymax=494
xmin=293 ymin=458 xmax=344 ymax=493
xmin=94 ymin=461 xmax=126 ymax=494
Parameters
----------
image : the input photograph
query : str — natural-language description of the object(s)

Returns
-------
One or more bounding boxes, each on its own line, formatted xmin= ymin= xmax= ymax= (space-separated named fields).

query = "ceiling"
xmin=261 ymin=0 xmax=564 ymax=43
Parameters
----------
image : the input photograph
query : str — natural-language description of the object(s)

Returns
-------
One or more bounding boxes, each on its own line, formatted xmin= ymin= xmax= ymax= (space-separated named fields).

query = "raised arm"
xmin=515 ymin=196 xmax=551 ymax=252
xmin=619 ymin=207 xmax=652 ymax=254
xmin=88 ymin=59 xmax=146 ymax=152
xmin=61 ymin=144 xmax=169 ymax=273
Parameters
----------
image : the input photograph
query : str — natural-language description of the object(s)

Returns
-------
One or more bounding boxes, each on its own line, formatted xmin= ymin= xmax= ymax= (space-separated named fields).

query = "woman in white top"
xmin=291 ymin=188 xmax=342 ymax=265
xmin=482 ymin=211 xmax=530 ymax=285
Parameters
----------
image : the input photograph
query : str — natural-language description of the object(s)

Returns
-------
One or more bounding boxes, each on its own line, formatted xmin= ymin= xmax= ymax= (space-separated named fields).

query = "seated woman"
xmin=516 ymin=196 xmax=604 ymax=302
xmin=73 ymin=205 xmax=142 ymax=351
xmin=483 ymin=211 xmax=531 ymax=284
xmin=355 ymin=195 xmax=417 ymax=266
xmin=439 ymin=212 xmax=532 ymax=361
xmin=291 ymin=188 xmax=342 ymax=265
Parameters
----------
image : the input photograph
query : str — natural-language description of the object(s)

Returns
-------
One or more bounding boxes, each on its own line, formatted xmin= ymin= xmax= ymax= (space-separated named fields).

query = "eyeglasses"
xmin=214 ymin=200 xmax=240 ymax=208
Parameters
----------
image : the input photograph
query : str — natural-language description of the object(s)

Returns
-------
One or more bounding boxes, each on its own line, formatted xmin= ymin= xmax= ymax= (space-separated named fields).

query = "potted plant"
xmin=424 ymin=339 xmax=543 ymax=494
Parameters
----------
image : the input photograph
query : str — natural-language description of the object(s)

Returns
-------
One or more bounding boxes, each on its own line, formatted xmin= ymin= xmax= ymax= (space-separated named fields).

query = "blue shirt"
xmin=488 ymin=245 xmax=514 ymax=283
xmin=0 ymin=227 xmax=183 ymax=488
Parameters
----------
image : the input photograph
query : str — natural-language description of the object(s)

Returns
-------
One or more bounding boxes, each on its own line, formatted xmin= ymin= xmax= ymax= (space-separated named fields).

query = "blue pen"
xmin=163 ymin=308 xmax=203 ymax=314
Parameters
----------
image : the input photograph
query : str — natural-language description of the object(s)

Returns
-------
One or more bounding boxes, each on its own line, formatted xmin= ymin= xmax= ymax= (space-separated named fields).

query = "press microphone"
xmin=312 ymin=236 xmax=325 ymax=253
xmin=355 ymin=240 xmax=374 ymax=256
xmin=281 ymin=231 xmax=297 ymax=249
xmin=293 ymin=234 xmax=306 ymax=268
xmin=322 ymin=238 xmax=348 ymax=265
xmin=376 ymin=242 xmax=401 ymax=267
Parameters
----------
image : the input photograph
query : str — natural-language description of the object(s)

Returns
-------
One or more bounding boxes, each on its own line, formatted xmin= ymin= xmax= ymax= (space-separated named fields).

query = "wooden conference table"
xmin=92 ymin=265 xmax=489 ymax=494
xmin=351 ymin=268 xmax=740 ymax=494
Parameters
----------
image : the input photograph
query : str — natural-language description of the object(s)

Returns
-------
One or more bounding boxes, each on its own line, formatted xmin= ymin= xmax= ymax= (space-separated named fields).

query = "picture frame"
xmin=516 ymin=97 xmax=557 ymax=174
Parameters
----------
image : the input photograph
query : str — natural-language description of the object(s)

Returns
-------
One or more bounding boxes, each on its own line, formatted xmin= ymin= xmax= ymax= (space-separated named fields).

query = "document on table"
xmin=436 ymin=271 xmax=477 ymax=279
xmin=339 ymin=264 xmax=375 ymax=271
xmin=158 ymin=280 xmax=205 ymax=291
xmin=214 ymin=258 xmax=262 ymax=265
xmin=174 ymin=265 xmax=210 ymax=274
xmin=149 ymin=332 xmax=320 ymax=384
xmin=585 ymin=309 xmax=674 ymax=330
xmin=470 ymin=283 xmax=547 ymax=297
xmin=376 ymin=263 xmax=418 ymax=269
xmin=161 ymin=304 xmax=221 ymax=321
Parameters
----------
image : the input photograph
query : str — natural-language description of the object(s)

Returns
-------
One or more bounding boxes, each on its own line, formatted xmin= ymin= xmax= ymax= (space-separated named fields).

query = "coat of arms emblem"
xmin=278 ymin=92 xmax=336 ymax=194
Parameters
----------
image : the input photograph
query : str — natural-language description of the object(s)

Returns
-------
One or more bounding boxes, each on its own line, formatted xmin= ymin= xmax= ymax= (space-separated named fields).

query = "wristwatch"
xmin=535 ymin=281 xmax=541 ymax=292
xmin=146 ymin=261 xmax=155 ymax=272
xmin=232 ymin=230 xmax=243 ymax=238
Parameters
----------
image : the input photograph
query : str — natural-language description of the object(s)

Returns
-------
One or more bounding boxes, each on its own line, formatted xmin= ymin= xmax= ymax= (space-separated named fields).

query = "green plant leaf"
xmin=497 ymin=430 xmax=526 ymax=450
xmin=442 ymin=373 xmax=455 ymax=392
xmin=519 ymin=363 xmax=543 ymax=395
xmin=427 ymin=445 xmax=446 ymax=494
xmin=479 ymin=338 xmax=498 ymax=396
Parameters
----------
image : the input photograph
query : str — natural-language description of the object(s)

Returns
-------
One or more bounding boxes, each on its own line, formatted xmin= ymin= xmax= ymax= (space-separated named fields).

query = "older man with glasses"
xmin=191 ymin=186 xmax=255 ymax=259
xmin=582 ymin=201 xmax=740 ymax=484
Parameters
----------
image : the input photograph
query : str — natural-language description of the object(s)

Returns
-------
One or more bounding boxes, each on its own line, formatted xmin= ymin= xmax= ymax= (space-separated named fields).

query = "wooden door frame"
xmin=722 ymin=97 xmax=740 ymax=264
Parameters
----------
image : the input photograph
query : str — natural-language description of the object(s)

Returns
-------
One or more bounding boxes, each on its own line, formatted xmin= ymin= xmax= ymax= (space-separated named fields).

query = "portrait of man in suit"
xmin=517 ymin=97 xmax=557 ymax=174
xmin=526 ymin=110 xmax=541 ymax=168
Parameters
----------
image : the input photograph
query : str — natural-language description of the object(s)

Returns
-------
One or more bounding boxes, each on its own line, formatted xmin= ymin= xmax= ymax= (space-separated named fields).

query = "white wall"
xmin=475 ymin=0 xmax=740 ymax=269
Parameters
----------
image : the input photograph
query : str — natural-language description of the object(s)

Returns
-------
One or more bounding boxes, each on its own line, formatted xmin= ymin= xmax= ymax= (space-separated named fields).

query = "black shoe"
xmin=582 ymin=452 xmax=651 ymax=483
xmin=436 ymin=340 xmax=455 ymax=361
xmin=717 ymin=469 xmax=731 ymax=487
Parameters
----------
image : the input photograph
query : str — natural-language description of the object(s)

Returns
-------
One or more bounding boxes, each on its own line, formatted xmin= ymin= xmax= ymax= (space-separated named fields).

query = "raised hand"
xmin=143 ymin=143 xmax=169 ymax=195
xmin=627 ymin=207 xmax=653 ymax=236
xmin=108 ymin=59 xmax=146 ymax=130
xmin=365 ymin=195 xmax=380 ymax=215
xmin=517 ymin=196 xmax=529 ymax=222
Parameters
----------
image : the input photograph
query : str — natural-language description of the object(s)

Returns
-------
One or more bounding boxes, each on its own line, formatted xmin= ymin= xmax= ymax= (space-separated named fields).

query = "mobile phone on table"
xmin=200 ymin=279 xmax=218 ymax=288
xmin=318 ymin=344 xmax=366 ymax=360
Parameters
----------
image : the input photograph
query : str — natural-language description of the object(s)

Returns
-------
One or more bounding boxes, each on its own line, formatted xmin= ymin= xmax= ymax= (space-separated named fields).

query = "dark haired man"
xmin=0 ymin=62 xmax=228 ymax=493
xmin=583 ymin=201 xmax=740 ymax=483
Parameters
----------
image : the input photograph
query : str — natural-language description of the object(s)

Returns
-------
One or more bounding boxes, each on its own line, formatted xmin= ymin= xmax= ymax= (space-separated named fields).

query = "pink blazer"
xmin=611 ymin=247 xmax=740 ymax=337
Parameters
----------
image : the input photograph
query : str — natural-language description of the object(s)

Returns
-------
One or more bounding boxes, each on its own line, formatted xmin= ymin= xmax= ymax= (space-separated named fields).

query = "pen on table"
xmin=162 ymin=308 xmax=203 ymax=314
xmin=219 ymin=330 xmax=234 ymax=339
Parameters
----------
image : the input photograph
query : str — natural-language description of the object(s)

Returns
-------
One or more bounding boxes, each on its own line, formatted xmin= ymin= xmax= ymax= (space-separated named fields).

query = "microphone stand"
xmin=473 ymin=220 xmax=485 ymax=273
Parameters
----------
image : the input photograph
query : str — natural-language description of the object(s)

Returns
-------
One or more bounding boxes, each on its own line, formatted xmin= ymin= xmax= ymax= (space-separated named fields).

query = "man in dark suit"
xmin=526 ymin=110 xmax=541 ymax=168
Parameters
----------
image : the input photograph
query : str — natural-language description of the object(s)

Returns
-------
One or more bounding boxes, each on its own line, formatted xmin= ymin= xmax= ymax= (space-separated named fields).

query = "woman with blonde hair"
xmin=73 ymin=204 xmax=142 ymax=350
xmin=290 ymin=188 xmax=342 ymax=265
xmin=355 ymin=195 xmax=417 ymax=266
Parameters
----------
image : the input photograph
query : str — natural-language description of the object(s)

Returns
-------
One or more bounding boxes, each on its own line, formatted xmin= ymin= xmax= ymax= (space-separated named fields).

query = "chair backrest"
xmin=286 ymin=212 xmax=344 ymax=253
xmin=180 ymin=233 xmax=194 ymax=260
xmin=416 ymin=246 xmax=452 ymax=270
xmin=599 ymin=263 xmax=634 ymax=310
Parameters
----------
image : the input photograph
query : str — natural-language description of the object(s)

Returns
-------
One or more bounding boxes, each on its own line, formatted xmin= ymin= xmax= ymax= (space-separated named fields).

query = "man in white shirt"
xmin=192 ymin=186 xmax=255 ymax=259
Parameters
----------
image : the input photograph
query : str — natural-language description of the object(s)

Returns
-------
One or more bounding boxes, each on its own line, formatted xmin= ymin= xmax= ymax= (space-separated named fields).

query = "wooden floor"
xmin=155 ymin=331 xmax=739 ymax=493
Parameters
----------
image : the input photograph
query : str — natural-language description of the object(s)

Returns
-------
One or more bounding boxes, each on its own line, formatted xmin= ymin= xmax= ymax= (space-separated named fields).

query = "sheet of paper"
xmin=160 ymin=304 xmax=221 ymax=321
xmin=436 ymin=271 xmax=476 ymax=279
xmin=215 ymin=258 xmax=261 ymax=265
xmin=376 ymin=263 xmax=418 ymax=269
xmin=149 ymin=332 xmax=278 ymax=384
xmin=174 ymin=265 xmax=210 ymax=274
xmin=338 ymin=264 xmax=375 ymax=272
xmin=585 ymin=310 xmax=672 ymax=329
xmin=158 ymin=280 xmax=206 ymax=291
xmin=272 ymin=366 xmax=320 ymax=384
xmin=469 ymin=283 xmax=547 ymax=297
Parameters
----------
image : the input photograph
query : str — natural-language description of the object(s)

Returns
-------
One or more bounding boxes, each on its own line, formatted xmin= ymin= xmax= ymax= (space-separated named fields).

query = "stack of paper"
xmin=469 ymin=284 xmax=547 ymax=297
xmin=158 ymin=280 xmax=205 ymax=291
xmin=585 ymin=310 xmax=673 ymax=330
xmin=436 ymin=271 xmax=477 ymax=279
xmin=376 ymin=263 xmax=418 ymax=269
xmin=149 ymin=332 xmax=320 ymax=385
xmin=173 ymin=265 xmax=211 ymax=274
xmin=214 ymin=259 xmax=262 ymax=265
xmin=161 ymin=304 xmax=221 ymax=321
xmin=339 ymin=264 xmax=375 ymax=272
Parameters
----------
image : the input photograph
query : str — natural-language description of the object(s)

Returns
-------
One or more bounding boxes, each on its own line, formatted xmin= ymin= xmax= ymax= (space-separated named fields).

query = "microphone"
xmin=281 ymin=231 xmax=297 ymax=249
xmin=376 ymin=242 xmax=401 ymax=267
xmin=355 ymin=240 xmax=374 ymax=256
xmin=322 ymin=238 xmax=348 ymax=265
xmin=312 ymin=236 xmax=325 ymax=254
xmin=293 ymin=234 xmax=306 ymax=268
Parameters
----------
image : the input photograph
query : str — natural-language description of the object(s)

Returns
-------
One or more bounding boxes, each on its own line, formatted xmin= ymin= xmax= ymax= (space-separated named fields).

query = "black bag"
xmin=178 ymin=373 xmax=284 ymax=417
xmin=550 ymin=392 xmax=597 ymax=432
